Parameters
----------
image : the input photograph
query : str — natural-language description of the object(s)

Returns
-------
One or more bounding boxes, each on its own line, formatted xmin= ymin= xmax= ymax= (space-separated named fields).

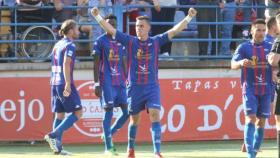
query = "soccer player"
xmin=231 ymin=19 xmax=273 ymax=158
xmin=267 ymin=13 xmax=280 ymax=158
xmin=93 ymin=14 xmax=129 ymax=156
xmin=242 ymin=16 xmax=279 ymax=153
xmin=91 ymin=7 xmax=197 ymax=158
xmin=44 ymin=19 xmax=83 ymax=155
xmin=265 ymin=16 xmax=279 ymax=114
xmin=265 ymin=17 xmax=278 ymax=45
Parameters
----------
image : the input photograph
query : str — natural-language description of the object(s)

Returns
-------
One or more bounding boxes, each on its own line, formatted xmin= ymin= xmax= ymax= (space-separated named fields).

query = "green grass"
xmin=0 ymin=140 xmax=277 ymax=158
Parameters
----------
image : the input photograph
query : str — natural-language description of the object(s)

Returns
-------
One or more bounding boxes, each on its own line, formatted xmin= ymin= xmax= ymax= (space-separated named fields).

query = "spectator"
xmin=265 ymin=0 xmax=280 ymax=19
xmin=88 ymin=0 xmax=112 ymax=39
xmin=53 ymin=0 xmax=77 ymax=29
xmin=12 ymin=0 xmax=53 ymax=34
xmin=196 ymin=0 xmax=219 ymax=55
xmin=2 ymin=0 xmax=15 ymax=6
xmin=113 ymin=0 xmax=149 ymax=35
xmin=76 ymin=0 xmax=112 ymax=51
xmin=77 ymin=0 xmax=90 ymax=34
xmin=219 ymin=0 xmax=241 ymax=55
xmin=151 ymin=0 xmax=177 ymax=55
xmin=178 ymin=0 xmax=197 ymax=17
xmin=241 ymin=0 xmax=265 ymax=38
xmin=265 ymin=16 xmax=279 ymax=43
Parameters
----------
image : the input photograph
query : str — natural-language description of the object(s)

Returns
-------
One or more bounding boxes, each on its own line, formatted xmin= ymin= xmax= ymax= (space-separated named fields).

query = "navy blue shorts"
xmin=100 ymin=85 xmax=127 ymax=109
xmin=127 ymin=84 xmax=161 ymax=115
xmin=51 ymin=84 xmax=82 ymax=113
xmin=242 ymin=91 xmax=271 ymax=118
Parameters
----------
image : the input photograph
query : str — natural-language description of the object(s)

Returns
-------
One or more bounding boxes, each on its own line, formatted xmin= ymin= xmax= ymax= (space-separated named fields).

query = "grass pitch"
xmin=0 ymin=140 xmax=276 ymax=158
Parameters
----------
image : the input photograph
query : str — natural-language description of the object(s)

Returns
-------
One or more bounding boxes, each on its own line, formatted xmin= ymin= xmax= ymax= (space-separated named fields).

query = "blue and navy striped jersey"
xmin=50 ymin=38 xmax=76 ymax=85
xmin=93 ymin=34 xmax=127 ymax=86
xmin=232 ymin=40 xmax=273 ymax=95
xmin=115 ymin=31 xmax=169 ymax=85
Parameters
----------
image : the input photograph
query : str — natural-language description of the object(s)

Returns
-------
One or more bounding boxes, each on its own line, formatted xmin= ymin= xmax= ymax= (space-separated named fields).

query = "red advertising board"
xmin=0 ymin=77 xmax=276 ymax=143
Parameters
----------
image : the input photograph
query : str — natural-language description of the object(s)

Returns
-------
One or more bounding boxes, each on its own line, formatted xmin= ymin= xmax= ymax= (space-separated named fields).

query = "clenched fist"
xmin=91 ymin=7 xmax=100 ymax=17
xmin=188 ymin=8 xmax=197 ymax=18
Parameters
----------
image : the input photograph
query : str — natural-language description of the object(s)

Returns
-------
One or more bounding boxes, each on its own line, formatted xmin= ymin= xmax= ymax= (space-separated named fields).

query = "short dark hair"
xmin=251 ymin=19 xmax=266 ymax=28
xmin=266 ymin=17 xmax=276 ymax=30
xmin=59 ymin=19 xmax=77 ymax=36
xmin=104 ymin=14 xmax=117 ymax=21
xmin=136 ymin=16 xmax=150 ymax=25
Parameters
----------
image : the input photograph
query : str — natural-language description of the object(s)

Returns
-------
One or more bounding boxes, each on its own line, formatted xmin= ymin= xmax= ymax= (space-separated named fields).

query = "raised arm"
xmin=167 ymin=8 xmax=197 ymax=40
xmin=91 ymin=7 xmax=117 ymax=37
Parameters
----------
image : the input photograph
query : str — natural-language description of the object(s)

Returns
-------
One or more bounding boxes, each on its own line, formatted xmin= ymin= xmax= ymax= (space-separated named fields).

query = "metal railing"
xmin=0 ymin=4 xmax=274 ymax=61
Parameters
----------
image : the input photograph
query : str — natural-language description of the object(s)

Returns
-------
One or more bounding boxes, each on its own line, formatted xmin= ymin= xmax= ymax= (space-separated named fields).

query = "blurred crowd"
xmin=0 ymin=0 xmax=280 ymax=56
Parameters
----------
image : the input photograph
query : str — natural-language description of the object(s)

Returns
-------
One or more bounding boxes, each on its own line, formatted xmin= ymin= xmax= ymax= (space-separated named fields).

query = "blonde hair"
xmin=59 ymin=19 xmax=77 ymax=36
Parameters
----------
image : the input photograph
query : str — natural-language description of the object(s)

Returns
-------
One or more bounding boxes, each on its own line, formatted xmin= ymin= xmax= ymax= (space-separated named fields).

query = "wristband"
xmin=94 ymin=82 xmax=100 ymax=87
xmin=95 ymin=14 xmax=103 ymax=23
xmin=184 ymin=15 xmax=192 ymax=23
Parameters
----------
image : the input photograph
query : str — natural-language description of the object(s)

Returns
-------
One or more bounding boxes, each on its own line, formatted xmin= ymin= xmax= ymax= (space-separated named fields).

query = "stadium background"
xmin=0 ymin=1 xmax=277 ymax=147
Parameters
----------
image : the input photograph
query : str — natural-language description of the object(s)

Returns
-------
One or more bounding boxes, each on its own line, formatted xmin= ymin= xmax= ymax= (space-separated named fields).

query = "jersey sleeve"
xmin=92 ymin=38 xmax=102 ymax=56
xmin=115 ymin=30 xmax=131 ymax=47
xmin=232 ymin=44 xmax=244 ymax=61
xmin=65 ymin=43 xmax=76 ymax=58
xmin=271 ymin=41 xmax=280 ymax=54
xmin=154 ymin=32 xmax=169 ymax=47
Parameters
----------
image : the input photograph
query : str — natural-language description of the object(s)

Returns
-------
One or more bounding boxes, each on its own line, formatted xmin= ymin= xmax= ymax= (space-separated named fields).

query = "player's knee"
xmin=275 ymin=116 xmax=280 ymax=130
xmin=74 ymin=109 xmax=83 ymax=119
xmin=149 ymin=109 xmax=160 ymax=122
xmin=245 ymin=115 xmax=256 ymax=124
xmin=256 ymin=118 xmax=266 ymax=128
xmin=130 ymin=114 xmax=140 ymax=125
xmin=56 ymin=112 xmax=65 ymax=120
xmin=104 ymin=106 xmax=113 ymax=112
xmin=275 ymin=115 xmax=280 ymax=122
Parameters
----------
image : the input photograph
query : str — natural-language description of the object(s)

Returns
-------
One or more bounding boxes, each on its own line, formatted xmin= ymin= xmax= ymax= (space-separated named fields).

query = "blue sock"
xmin=103 ymin=110 xmax=113 ymax=150
xmin=151 ymin=122 xmax=161 ymax=154
xmin=51 ymin=114 xmax=78 ymax=139
xmin=253 ymin=127 xmax=264 ymax=151
xmin=128 ymin=124 xmax=137 ymax=149
xmin=244 ymin=122 xmax=256 ymax=158
xmin=52 ymin=118 xmax=63 ymax=141
xmin=111 ymin=108 xmax=129 ymax=135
